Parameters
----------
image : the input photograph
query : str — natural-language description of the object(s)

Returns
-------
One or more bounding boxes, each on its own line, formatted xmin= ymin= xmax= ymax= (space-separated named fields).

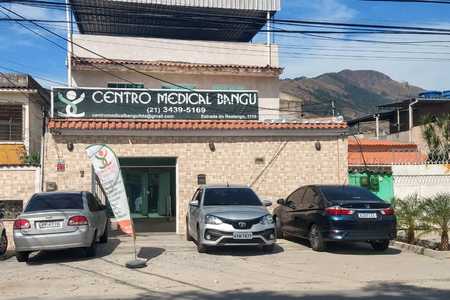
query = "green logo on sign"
xmin=57 ymin=90 xmax=86 ymax=117
xmin=95 ymin=149 xmax=112 ymax=169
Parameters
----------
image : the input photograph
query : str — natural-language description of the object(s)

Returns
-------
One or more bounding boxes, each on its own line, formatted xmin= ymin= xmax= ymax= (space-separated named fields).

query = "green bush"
xmin=424 ymin=193 xmax=450 ymax=251
xmin=21 ymin=152 xmax=40 ymax=166
xmin=392 ymin=194 xmax=426 ymax=244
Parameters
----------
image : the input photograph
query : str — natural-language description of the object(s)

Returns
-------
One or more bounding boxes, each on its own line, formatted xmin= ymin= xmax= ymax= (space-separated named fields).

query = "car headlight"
xmin=260 ymin=214 xmax=274 ymax=225
xmin=205 ymin=215 xmax=223 ymax=225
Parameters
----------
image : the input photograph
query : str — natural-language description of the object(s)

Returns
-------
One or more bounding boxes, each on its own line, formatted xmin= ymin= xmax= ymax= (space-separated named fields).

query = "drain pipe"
xmin=408 ymin=98 xmax=419 ymax=142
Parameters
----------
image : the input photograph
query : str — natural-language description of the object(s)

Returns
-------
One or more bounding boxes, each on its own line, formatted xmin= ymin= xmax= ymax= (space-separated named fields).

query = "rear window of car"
xmin=25 ymin=193 xmax=84 ymax=212
xmin=320 ymin=186 xmax=382 ymax=202
xmin=203 ymin=188 xmax=262 ymax=206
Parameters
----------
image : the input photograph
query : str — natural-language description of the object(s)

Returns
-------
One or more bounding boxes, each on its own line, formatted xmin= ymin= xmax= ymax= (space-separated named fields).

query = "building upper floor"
xmin=72 ymin=34 xmax=279 ymax=68
xmin=65 ymin=0 xmax=283 ymax=120
xmin=70 ymin=0 xmax=280 ymax=42
xmin=69 ymin=0 xmax=280 ymax=68
xmin=0 ymin=74 xmax=49 ymax=165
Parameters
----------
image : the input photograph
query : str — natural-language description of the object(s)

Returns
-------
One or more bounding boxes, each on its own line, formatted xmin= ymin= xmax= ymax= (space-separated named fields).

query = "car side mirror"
xmin=262 ymin=200 xmax=272 ymax=207
xmin=276 ymin=198 xmax=285 ymax=205
xmin=190 ymin=200 xmax=199 ymax=207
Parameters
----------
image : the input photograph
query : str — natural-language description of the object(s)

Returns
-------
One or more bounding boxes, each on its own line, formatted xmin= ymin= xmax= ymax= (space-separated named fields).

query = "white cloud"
xmin=1 ymin=4 xmax=67 ymax=46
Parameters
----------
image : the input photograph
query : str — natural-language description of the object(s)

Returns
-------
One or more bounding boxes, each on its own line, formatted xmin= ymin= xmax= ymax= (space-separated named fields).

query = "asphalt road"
xmin=1 ymin=233 xmax=450 ymax=300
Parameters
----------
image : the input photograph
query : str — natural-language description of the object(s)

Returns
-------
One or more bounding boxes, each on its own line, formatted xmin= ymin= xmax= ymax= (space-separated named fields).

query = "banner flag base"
xmin=126 ymin=259 xmax=147 ymax=269
xmin=126 ymin=229 xmax=146 ymax=269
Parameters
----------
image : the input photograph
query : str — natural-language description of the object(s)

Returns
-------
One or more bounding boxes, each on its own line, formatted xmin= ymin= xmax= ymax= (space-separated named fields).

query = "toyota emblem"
xmin=238 ymin=222 xmax=247 ymax=228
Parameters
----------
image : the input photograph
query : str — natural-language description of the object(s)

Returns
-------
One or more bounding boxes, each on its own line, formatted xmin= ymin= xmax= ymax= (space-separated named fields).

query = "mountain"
xmin=280 ymin=70 xmax=424 ymax=119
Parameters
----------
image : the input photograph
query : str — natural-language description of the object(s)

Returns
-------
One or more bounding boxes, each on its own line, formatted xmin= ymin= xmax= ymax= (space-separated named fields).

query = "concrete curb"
xmin=391 ymin=240 xmax=450 ymax=260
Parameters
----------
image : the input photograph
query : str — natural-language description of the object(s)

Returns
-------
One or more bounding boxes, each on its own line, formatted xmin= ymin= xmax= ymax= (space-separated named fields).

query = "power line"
xmin=0 ymin=5 xmax=199 ymax=90
xmin=0 ymin=64 xmax=66 ymax=85
xmin=62 ymin=36 xmax=450 ymax=61
xmin=4 ymin=0 xmax=450 ymax=35
xmin=6 ymin=18 xmax=450 ymax=35
xmin=0 ymin=5 xmax=309 ymax=116
xmin=363 ymin=0 xmax=450 ymax=4
xmin=0 ymin=7 xmax=139 ymax=86
xmin=2 ymin=14 xmax=449 ymax=62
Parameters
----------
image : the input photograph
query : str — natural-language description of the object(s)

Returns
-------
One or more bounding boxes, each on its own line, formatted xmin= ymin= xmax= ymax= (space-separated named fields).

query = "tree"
xmin=393 ymin=194 xmax=426 ymax=244
xmin=422 ymin=113 xmax=450 ymax=162
xmin=424 ymin=193 xmax=450 ymax=251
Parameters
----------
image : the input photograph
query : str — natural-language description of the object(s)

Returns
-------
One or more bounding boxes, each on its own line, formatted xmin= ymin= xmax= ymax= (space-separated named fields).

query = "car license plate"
xmin=358 ymin=213 xmax=377 ymax=219
xmin=233 ymin=232 xmax=253 ymax=240
xmin=37 ymin=221 xmax=63 ymax=229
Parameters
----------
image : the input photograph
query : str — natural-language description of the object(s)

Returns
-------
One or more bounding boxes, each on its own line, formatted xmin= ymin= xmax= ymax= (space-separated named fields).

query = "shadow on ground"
xmin=24 ymin=238 xmax=121 ymax=265
xmin=284 ymin=235 xmax=402 ymax=256
xmin=14 ymin=282 xmax=450 ymax=300
xmin=201 ymin=243 xmax=284 ymax=257
xmin=137 ymin=247 xmax=165 ymax=262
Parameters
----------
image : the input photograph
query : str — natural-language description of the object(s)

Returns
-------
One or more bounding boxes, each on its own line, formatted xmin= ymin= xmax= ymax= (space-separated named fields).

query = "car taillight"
xmin=68 ymin=215 xmax=88 ymax=226
xmin=381 ymin=207 xmax=395 ymax=216
xmin=326 ymin=206 xmax=355 ymax=216
xmin=14 ymin=219 xmax=31 ymax=230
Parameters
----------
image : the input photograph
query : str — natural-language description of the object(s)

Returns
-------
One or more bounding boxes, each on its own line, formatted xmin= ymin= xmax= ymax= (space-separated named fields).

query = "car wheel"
xmin=99 ymin=225 xmax=108 ymax=244
xmin=16 ymin=251 xmax=30 ymax=263
xmin=309 ymin=224 xmax=326 ymax=252
xmin=186 ymin=221 xmax=193 ymax=241
xmin=85 ymin=232 xmax=97 ymax=257
xmin=371 ymin=240 xmax=390 ymax=251
xmin=0 ymin=233 xmax=7 ymax=256
xmin=262 ymin=244 xmax=275 ymax=253
xmin=196 ymin=227 xmax=207 ymax=253
xmin=275 ymin=217 xmax=284 ymax=239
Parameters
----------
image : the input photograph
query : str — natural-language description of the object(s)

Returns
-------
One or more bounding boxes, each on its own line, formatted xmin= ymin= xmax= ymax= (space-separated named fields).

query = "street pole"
xmin=65 ymin=0 xmax=73 ymax=87
xmin=267 ymin=11 xmax=272 ymax=67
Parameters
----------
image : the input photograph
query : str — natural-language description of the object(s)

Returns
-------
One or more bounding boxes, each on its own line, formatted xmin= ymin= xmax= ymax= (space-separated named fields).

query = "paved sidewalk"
xmin=1 ymin=233 xmax=450 ymax=299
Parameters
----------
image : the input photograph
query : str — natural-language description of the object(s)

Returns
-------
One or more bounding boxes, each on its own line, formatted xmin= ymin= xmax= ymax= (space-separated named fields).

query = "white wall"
xmin=392 ymin=164 xmax=450 ymax=199
xmin=72 ymin=34 xmax=279 ymax=68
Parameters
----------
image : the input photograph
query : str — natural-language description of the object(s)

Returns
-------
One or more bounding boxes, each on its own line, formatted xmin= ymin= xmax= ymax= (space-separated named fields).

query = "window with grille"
xmin=107 ymin=83 xmax=144 ymax=89
xmin=0 ymin=105 xmax=23 ymax=141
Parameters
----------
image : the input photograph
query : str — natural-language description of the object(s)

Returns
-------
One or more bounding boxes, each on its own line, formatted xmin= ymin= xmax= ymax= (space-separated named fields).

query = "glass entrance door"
xmin=120 ymin=158 xmax=176 ymax=232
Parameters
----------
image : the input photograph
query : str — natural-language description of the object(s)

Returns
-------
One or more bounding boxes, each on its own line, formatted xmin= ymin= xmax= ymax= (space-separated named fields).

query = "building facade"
xmin=0 ymin=74 xmax=48 ymax=216
xmin=0 ymin=74 xmax=49 ymax=165
xmin=42 ymin=0 xmax=349 ymax=234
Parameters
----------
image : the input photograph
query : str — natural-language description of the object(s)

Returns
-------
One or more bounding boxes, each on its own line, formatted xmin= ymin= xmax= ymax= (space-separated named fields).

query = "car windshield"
xmin=25 ymin=193 xmax=84 ymax=212
xmin=320 ymin=186 xmax=382 ymax=202
xmin=203 ymin=188 xmax=262 ymax=206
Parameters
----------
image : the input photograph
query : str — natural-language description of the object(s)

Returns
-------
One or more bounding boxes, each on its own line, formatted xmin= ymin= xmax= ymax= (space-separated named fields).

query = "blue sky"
xmin=0 ymin=0 xmax=450 ymax=89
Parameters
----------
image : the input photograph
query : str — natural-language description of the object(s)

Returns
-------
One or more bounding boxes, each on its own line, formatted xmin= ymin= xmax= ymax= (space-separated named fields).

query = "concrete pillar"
xmin=375 ymin=114 xmax=380 ymax=140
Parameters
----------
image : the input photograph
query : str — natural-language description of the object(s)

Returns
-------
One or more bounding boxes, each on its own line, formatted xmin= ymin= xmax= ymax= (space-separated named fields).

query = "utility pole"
xmin=331 ymin=100 xmax=336 ymax=117
xmin=66 ymin=0 xmax=73 ymax=87
xmin=267 ymin=11 xmax=272 ymax=67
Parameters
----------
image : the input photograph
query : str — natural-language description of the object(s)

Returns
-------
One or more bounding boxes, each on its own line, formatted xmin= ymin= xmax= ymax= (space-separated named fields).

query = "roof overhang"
xmin=378 ymin=98 xmax=450 ymax=109
xmin=347 ymin=111 xmax=396 ymax=126
xmin=48 ymin=119 xmax=348 ymax=137
xmin=70 ymin=0 xmax=280 ymax=41
xmin=72 ymin=57 xmax=283 ymax=77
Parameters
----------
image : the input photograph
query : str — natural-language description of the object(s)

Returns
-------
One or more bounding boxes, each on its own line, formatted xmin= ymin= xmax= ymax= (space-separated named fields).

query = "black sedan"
xmin=273 ymin=185 xmax=397 ymax=252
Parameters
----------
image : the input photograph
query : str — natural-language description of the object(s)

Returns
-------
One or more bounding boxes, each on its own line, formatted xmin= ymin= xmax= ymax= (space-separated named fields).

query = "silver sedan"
xmin=13 ymin=191 xmax=108 ymax=262
xmin=186 ymin=185 xmax=276 ymax=253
